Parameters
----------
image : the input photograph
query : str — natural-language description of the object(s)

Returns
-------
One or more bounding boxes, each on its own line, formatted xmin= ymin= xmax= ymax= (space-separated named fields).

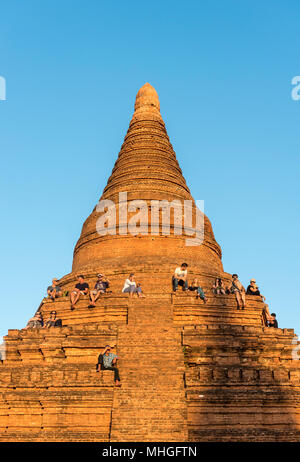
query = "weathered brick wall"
xmin=1 ymin=294 xmax=300 ymax=442
xmin=183 ymin=323 xmax=300 ymax=441
xmin=0 ymin=325 xmax=118 ymax=441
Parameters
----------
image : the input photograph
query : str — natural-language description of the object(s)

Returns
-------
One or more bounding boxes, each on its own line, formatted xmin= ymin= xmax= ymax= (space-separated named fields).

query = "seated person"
xmin=172 ymin=263 xmax=188 ymax=292
xmin=246 ymin=278 xmax=261 ymax=296
xmin=189 ymin=278 xmax=207 ymax=303
xmin=122 ymin=274 xmax=137 ymax=298
xmin=47 ymin=278 xmax=62 ymax=301
xmin=228 ymin=274 xmax=246 ymax=309
xmin=44 ymin=310 xmax=62 ymax=328
xmin=212 ymin=278 xmax=226 ymax=295
xmin=89 ymin=274 xmax=110 ymax=307
xmin=268 ymin=313 xmax=278 ymax=328
xmin=96 ymin=345 xmax=121 ymax=386
xmin=261 ymin=303 xmax=272 ymax=326
xmin=25 ymin=312 xmax=44 ymax=329
xmin=136 ymin=282 xmax=145 ymax=298
xmin=70 ymin=275 xmax=89 ymax=310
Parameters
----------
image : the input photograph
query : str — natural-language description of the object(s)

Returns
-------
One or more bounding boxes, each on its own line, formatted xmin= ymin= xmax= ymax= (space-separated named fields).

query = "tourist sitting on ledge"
xmin=136 ymin=282 xmax=145 ymax=298
xmin=89 ymin=273 xmax=110 ymax=308
xmin=261 ymin=303 xmax=272 ymax=325
xmin=212 ymin=278 xmax=226 ymax=295
xmin=246 ymin=278 xmax=266 ymax=302
xmin=122 ymin=273 xmax=137 ymax=298
xmin=228 ymin=274 xmax=246 ymax=309
xmin=70 ymin=275 xmax=89 ymax=310
xmin=47 ymin=278 xmax=62 ymax=301
xmin=172 ymin=263 xmax=188 ymax=292
xmin=44 ymin=310 xmax=62 ymax=328
xmin=96 ymin=345 xmax=121 ymax=386
xmin=246 ymin=278 xmax=261 ymax=296
xmin=25 ymin=312 xmax=44 ymax=329
xmin=189 ymin=278 xmax=207 ymax=303
xmin=268 ymin=313 xmax=278 ymax=328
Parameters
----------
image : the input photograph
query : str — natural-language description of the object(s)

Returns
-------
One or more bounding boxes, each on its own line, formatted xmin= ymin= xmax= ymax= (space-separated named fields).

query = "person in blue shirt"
xmin=96 ymin=345 xmax=121 ymax=386
xmin=89 ymin=274 xmax=110 ymax=307
xmin=188 ymin=278 xmax=207 ymax=303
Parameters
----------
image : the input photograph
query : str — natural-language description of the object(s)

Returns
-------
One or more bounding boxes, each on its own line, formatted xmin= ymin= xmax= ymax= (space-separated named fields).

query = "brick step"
xmin=118 ymin=361 xmax=182 ymax=367
xmin=119 ymin=342 xmax=178 ymax=346
xmin=114 ymin=392 xmax=185 ymax=400
xmin=114 ymin=400 xmax=185 ymax=407
xmin=118 ymin=356 xmax=182 ymax=362
xmin=116 ymin=336 xmax=180 ymax=342
xmin=111 ymin=410 xmax=186 ymax=420
xmin=116 ymin=378 xmax=184 ymax=386
xmin=111 ymin=423 xmax=186 ymax=434
xmin=117 ymin=344 xmax=182 ymax=350
xmin=118 ymin=364 xmax=183 ymax=372
xmin=111 ymin=426 xmax=186 ymax=435
xmin=117 ymin=345 xmax=182 ymax=352
xmin=118 ymin=370 xmax=184 ymax=377
xmin=118 ymin=383 xmax=184 ymax=390
xmin=41 ymin=292 xmax=263 ymax=304
xmin=110 ymin=433 xmax=184 ymax=442
xmin=111 ymin=420 xmax=186 ymax=428
xmin=118 ymin=327 xmax=177 ymax=332
xmin=182 ymin=325 xmax=294 ymax=336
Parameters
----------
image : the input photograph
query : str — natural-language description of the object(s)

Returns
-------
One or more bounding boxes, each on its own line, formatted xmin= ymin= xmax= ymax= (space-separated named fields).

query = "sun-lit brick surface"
xmin=1 ymin=84 xmax=300 ymax=442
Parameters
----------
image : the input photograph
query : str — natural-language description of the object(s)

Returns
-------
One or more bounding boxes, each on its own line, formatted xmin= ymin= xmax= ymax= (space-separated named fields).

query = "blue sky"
xmin=0 ymin=0 xmax=299 ymax=340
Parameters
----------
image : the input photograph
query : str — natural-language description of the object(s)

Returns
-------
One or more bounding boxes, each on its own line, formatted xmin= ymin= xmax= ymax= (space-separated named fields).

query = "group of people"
xmin=25 ymin=314 xmax=122 ymax=386
xmin=25 ymin=264 xmax=278 ymax=333
xmin=25 ymin=310 xmax=62 ymax=329
xmin=47 ymin=273 xmax=146 ymax=310
xmin=122 ymin=274 xmax=145 ymax=298
xmin=47 ymin=266 xmax=278 ymax=328
xmin=172 ymin=263 xmax=278 ymax=328
xmin=23 ymin=264 xmax=279 ymax=387
xmin=172 ymin=264 xmax=207 ymax=302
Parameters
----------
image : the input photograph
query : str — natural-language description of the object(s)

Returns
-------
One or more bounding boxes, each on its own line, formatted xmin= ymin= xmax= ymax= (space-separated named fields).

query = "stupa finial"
xmin=134 ymin=82 xmax=160 ymax=112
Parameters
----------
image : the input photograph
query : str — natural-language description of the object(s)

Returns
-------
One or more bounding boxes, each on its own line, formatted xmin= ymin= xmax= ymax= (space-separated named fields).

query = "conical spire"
xmin=102 ymin=83 xmax=190 ymax=202
xmin=72 ymin=84 xmax=222 ymax=276
xmin=134 ymin=83 xmax=160 ymax=113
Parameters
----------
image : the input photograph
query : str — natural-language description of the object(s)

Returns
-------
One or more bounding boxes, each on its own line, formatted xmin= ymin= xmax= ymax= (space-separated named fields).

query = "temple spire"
xmin=72 ymin=83 xmax=222 ymax=274
xmin=134 ymin=83 xmax=160 ymax=113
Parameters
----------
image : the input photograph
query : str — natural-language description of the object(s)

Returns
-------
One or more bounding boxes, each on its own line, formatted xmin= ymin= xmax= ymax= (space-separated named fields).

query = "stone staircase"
xmin=173 ymin=293 xmax=265 ymax=326
xmin=39 ymin=292 xmax=264 ymax=329
xmin=110 ymin=297 xmax=188 ymax=441
xmin=40 ymin=294 xmax=129 ymax=327
xmin=1 ymin=291 xmax=300 ymax=441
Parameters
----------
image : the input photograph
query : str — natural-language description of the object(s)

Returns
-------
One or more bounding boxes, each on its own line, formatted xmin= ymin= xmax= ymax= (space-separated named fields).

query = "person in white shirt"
xmin=122 ymin=273 xmax=137 ymax=298
xmin=172 ymin=263 xmax=188 ymax=292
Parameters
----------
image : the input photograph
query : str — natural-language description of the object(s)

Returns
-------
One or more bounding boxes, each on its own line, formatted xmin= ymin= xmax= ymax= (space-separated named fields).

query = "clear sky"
xmin=0 ymin=0 xmax=299 ymax=340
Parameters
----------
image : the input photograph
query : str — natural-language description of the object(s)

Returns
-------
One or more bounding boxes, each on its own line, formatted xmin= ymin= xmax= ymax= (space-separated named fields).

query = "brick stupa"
xmin=1 ymin=84 xmax=300 ymax=442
